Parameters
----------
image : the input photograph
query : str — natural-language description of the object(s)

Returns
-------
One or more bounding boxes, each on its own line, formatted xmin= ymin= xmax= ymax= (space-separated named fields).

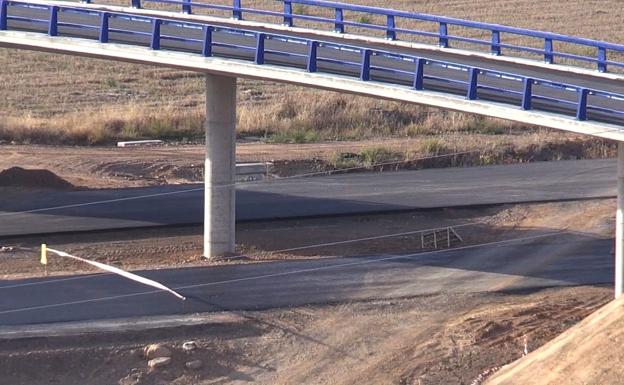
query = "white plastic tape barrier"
xmin=45 ymin=247 xmax=186 ymax=300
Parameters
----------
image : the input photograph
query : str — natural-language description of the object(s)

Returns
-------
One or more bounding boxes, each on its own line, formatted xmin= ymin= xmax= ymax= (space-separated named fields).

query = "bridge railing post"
xmin=439 ymin=22 xmax=449 ymax=48
xmin=182 ymin=0 xmax=191 ymax=14
xmin=202 ymin=26 xmax=213 ymax=57
xmin=0 ymin=0 xmax=8 ymax=31
xmin=598 ymin=47 xmax=607 ymax=72
xmin=48 ymin=5 xmax=58 ymax=37
xmin=360 ymin=49 xmax=371 ymax=81
xmin=491 ymin=30 xmax=501 ymax=56
xmin=150 ymin=19 xmax=161 ymax=50
xmin=544 ymin=38 xmax=554 ymax=64
xmin=413 ymin=58 xmax=425 ymax=90
xmin=232 ymin=0 xmax=242 ymax=20
xmin=576 ymin=88 xmax=589 ymax=121
xmin=283 ymin=0 xmax=293 ymax=27
xmin=98 ymin=12 xmax=109 ymax=43
xmin=386 ymin=15 xmax=396 ymax=40
xmin=334 ymin=8 xmax=344 ymax=33
xmin=306 ymin=41 xmax=318 ymax=72
xmin=521 ymin=78 xmax=533 ymax=110
xmin=131 ymin=0 xmax=141 ymax=9
xmin=254 ymin=33 xmax=265 ymax=64
xmin=466 ymin=68 xmax=479 ymax=100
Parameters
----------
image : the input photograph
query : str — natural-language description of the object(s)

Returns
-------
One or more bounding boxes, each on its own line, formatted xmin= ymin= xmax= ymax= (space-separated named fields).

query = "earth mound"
xmin=485 ymin=296 xmax=624 ymax=385
xmin=0 ymin=167 xmax=75 ymax=190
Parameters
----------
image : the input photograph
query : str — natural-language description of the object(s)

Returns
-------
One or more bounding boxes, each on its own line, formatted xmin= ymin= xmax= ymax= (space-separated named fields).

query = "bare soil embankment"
xmin=485 ymin=294 xmax=624 ymax=385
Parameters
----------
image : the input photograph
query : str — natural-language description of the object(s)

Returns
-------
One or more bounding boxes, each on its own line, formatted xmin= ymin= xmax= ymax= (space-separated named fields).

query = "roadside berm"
xmin=486 ymin=295 xmax=624 ymax=385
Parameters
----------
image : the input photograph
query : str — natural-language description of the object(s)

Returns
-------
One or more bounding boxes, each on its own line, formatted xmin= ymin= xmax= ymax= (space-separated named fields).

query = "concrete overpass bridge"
xmin=3 ymin=0 xmax=624 ymax=295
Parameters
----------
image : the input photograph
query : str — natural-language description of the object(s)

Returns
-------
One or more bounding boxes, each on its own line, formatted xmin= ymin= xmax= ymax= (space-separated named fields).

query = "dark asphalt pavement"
xmin=0 ymin=232 xmax=611 ymax=326
xmin=0 ymin=159 xmax=616 ymax=237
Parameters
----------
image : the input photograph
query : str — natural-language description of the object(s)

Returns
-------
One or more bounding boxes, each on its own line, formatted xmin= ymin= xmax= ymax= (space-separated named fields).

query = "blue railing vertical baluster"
xmin=521 ymin=78 xmax=533 ymax=110
xmin=334 ymin=8 xmax=344 ymax=33
xmin=150 ymin=19 xmax=161 ymax=50
xmin=360 ymin=49 xmax=371 ymax=81
xmin=413 ymin=58 xmax=425 ymax=90
xmin=598 ymin=47 xmax=607 ymax=72
xmin=306 ymin=41 xmax=318 ymax=72
xmin=233 ymin=0 xmax=242 ymax=20
xmin=576 ymin=88 xmax=589 ymax=121
xmin=0 ymin=0 xmax=8 ymax=31
xmin=98 ymin=12 xmax=109 ymax=43
xmin=467 ymin=68 xmax=479 ymax=100
xmin=202 ymin=26 xmax=213 ymax=57
xmin=182 ymin=0 xmax=191 ymax=14
xmin=283 ymin=0 xmax=293 ymax=27
xmin=131 ymin=0 xmax=141 ymax=9
xmin=386 ymin=15 xmax=395 ymax=40
xmin=48 ymin=6 xmax=58 ymax=37
xmin=491 ymin=30 xmax=501 ymax=55
xmin=439 ymin=22 xmax=448 ymax=48
xmin=544 ymin=38 xmax=554 ymax=64
xmin=255 ymin=33 xmax=265 ymax=64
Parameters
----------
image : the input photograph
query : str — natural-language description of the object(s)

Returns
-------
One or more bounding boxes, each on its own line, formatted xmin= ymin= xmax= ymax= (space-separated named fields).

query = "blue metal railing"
xmin=112 ymin=0 xmax=624 ymax=73
xmin=2 ymin=0 xmax=624 ymax=127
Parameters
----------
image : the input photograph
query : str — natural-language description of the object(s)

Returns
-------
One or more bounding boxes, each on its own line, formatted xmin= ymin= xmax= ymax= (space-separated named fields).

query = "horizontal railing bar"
xmin=211 ymin=41 xmax=255 ymax=50
xmin=478 ymin=85 xmax=522 ymax=96
xmin=316 ymin=56 xmax=360 ymax=67
xmin=264 ymin=49 xmax=307 ymax=58
xmin=160 ymin=34 xmax=202 ymax=43
xmin=369 ymin=65 xmax=413 ymax=76
xmin=108 ymin=28 xmax=152 ymax=36
xmin=589 ymin=105 xmax=624 ymax=116
xmin=7 ymin=15 xmax=47 ymax=23
xmin=424 ymin=76 xmax=468 ymax=86
xmin=532 ymin=95 xmax=577 ymax=106
xmin=283 ymin=0 xmax=624 ymax=52
xmin=57 ymin=22 xmax=100 ymax=30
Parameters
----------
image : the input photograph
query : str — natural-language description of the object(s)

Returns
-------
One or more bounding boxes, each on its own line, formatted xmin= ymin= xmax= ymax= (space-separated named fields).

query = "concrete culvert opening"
xmin=0 ymin=167 xmax=76 ymax=190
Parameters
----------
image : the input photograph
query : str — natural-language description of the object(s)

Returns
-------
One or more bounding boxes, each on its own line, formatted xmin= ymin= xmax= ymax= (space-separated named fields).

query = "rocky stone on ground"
xmin=182 ymin=341 xmax=197 ymax=352
xmin=147 ymin=357 xmax=172 ymax=369
xmin=144 ymin=344 xmax=171 ymax=359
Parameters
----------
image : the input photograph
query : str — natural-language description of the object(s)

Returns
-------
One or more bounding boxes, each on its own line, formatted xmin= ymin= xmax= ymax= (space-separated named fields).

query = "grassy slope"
xmin=0 ymin=0 xmax=622 ymax=152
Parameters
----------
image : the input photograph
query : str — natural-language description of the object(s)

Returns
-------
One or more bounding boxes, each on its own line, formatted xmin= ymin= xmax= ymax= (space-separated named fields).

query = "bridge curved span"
xmin=1 ymin=0 xmax=624 ymax=140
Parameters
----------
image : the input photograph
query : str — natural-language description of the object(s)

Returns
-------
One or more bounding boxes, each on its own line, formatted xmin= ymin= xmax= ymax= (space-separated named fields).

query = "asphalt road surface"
xmin=5 ymin=3 xmax=624 ymax=125
xmin=0 ymin=159 xmax=616 ymax=237
xmin=0 ymin=232 xmax=611 ymax=326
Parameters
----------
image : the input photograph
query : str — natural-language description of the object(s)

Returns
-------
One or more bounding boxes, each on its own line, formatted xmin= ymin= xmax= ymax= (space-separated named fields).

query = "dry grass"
xmin=1 ymin=0 xmax=623 ymax=147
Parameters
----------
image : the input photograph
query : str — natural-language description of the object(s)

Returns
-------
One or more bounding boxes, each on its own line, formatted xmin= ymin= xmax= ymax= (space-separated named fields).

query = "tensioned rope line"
xmin=0 ymin=230 xmax=568 ymax=316
xmin=0 ymin=150 xmax=478 ymax=218
xmin=45 ymin=247 xmax=186 ymax=300
xmin=0 ymin=221 xmax=483 ymax=289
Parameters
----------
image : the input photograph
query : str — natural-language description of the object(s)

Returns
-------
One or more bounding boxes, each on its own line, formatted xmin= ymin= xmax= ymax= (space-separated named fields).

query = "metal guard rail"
xmin=107 ymin=0 xmax=624 ymax=73
xmin=1 ymin=0 xmax=624 ymax=125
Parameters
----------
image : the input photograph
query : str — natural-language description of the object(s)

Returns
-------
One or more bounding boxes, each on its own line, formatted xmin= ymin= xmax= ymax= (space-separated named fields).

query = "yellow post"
xmin=40 ymin=243 xmax=47 ymax=265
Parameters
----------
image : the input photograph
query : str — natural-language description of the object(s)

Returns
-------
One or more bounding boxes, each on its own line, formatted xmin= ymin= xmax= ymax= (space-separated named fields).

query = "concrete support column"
xmin=616 ymin=142 xmax=624 ymax=298
xmin=204 ymin=74 xmax=236 ymax=258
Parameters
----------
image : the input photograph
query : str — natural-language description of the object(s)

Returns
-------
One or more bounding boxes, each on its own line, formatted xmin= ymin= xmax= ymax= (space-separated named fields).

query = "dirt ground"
xmin=0 ymin=141 xmax=428 ymax=188
xmin=486 ymin=290 xmax=624 ymax=385
xmin=0 ymin=285 xmax=610 ymax=385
